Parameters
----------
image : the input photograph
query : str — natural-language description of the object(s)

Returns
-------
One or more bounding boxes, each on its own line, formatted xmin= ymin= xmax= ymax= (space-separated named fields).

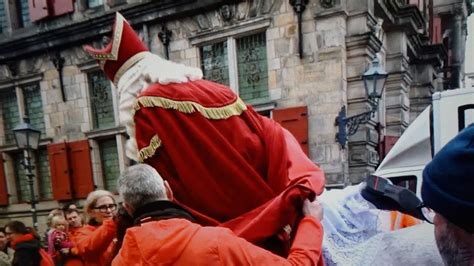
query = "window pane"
xmin=237 ymin=32 xmax=269 ymax=103
xmin=1 ymin=89 xmax=20 ymax=145
xmin=14 ymin=153 xmax=29 ymax=202
xmin=18 ymin=0 xmax=30 ymax=27
xmin=200 ymin=42 xmax=230 ymax=86
xmin=0 ymin=1 xmax=6 ymax=34
xmin=88 ymin=71 xmax=115 ymax=129
xmin=99 ymin=139 xmax=119 ymax=192
xmin=88 ymin=0 xmax=103 ymax=8
xmin=37 ymin=149 xmax=52 ymax=200
xmin=23 ymin=84 xmax=45 ymax=138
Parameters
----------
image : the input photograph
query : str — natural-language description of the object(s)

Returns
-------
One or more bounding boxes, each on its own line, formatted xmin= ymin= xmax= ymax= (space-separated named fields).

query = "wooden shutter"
xmin=68 ymin=140 xmax=94 ymax=198
xmin=432 ymin=16 xmax=442 ymax=44
xmin=49 ymin=0 xmax=74 ymax=17
xmin=381 ymin=135 xmax=400 ymax=159
xmin=28 ymin=0 xmax=49 ymax=22
xmin=273 ymin=106 xmax=309 ymax=155
xmin=48 ymin=142 xmax=72 ymax=200
xmin=0 ymin=154 xmax=8 ymax=206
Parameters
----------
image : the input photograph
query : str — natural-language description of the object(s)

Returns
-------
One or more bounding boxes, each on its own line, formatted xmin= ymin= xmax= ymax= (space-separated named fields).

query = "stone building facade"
xmin=0 ymin=0 xmax=471 ymax=229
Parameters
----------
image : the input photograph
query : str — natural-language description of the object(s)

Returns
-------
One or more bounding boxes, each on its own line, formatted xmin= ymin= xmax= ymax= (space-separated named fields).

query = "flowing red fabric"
xmin=134 ymin=79 xmax=325 ymax=255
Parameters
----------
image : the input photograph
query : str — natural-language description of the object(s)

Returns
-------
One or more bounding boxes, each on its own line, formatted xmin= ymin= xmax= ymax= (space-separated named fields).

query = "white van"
xmin=374 ymin=88 xmax=474 ymax=196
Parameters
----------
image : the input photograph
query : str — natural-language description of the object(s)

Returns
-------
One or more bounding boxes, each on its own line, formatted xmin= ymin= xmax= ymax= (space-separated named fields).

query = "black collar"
xmin=132 ymin=201 xmax=195 ymax=225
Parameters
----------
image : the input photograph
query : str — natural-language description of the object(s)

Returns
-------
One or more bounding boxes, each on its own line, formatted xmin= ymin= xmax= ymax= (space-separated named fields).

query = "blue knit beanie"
xmin=422 ymin=123 xmax=474 ymax=233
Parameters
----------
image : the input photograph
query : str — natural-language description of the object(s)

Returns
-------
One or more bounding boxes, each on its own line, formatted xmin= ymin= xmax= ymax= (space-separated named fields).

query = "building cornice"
xmin=0 ymin=0 xmax=238 ymax=61
xmin=376 ymin=0 xmax=426 ymax=35
xmin=413 ymin=43 xmax=447 ymax=68
xmin=345 ymin=31 xmax=382 ymax=59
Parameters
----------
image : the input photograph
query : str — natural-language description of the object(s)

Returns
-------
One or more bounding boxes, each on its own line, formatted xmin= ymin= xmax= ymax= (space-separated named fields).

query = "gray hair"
xmin=117 ymin=164 xmax=167 ymax=210
xmin=83 ymin=190 xmax=115 ymax=222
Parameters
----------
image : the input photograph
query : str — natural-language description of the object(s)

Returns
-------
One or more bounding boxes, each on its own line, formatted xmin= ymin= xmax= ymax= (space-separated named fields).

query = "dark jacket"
xmin=11 ymin=234 xmax=41 ymax=266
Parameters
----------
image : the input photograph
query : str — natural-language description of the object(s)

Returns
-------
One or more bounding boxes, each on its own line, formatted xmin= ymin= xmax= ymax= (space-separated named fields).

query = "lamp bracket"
xmin=345 ymin=108 xmax=376 ymax=136
xmin=158 ymin=25 xmax=172 ymax=60
xmin=289 ymin=0 xmax=308 ymax=59
xmin=335 ymin=99 xmax=379 ymax=148
xmin=52 ymin=51 xmax=66 ymax=102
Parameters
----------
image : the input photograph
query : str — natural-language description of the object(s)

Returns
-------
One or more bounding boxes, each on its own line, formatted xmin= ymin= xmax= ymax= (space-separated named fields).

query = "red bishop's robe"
xmin=133 ymin=79 xmax=325 ymax=255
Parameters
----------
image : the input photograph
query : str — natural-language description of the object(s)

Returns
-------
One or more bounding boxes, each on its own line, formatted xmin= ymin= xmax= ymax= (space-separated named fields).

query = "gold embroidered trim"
xmin=133 ymin=96 xmax=247 ymax=119
xmin=113 ymin=51 xmax=150 ymax=85
xmin=283 ymin=224 xmax=292 ymax=236
xmin=90 ymin=12 xmax=125 ymax=68
xmin=138 ymin=135 xmax=162 ymax=162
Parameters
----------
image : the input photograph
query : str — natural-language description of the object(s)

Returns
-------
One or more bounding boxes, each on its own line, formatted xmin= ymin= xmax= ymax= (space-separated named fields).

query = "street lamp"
xmin=13 ymin=117 xmax=41 ymax=231
xmin=335 ymin=56 xmax=388 ymax=148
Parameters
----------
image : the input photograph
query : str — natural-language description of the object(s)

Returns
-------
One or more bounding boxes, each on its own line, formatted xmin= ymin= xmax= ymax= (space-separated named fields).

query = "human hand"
xmin=302 ymin=198 xmax=324 ymax=221
xmin=60 ymin=248 xmax=70 ymax=255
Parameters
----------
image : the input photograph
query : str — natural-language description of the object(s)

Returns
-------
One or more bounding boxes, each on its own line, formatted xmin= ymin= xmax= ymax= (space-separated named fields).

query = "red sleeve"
xmin=75 ymin=219 xmax=116 ymax=262
xmin=282 ymin=128 xmax=325 ymax=194
xmin=217 ymin=216 xmax=323 ymax=265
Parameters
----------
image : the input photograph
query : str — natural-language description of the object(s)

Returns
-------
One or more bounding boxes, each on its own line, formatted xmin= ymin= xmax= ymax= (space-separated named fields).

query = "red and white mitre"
xmin=83 ymin=12 xmax=150 ymax=85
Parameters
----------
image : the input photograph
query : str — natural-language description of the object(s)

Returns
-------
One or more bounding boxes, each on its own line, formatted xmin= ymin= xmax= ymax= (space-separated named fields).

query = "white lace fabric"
xmin=319 ymin=184 xmax=443 ymax=265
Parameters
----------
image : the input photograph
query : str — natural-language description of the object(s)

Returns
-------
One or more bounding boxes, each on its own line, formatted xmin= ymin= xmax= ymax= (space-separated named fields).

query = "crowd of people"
xmin=0 ymin=164 xmax=324 ymax=266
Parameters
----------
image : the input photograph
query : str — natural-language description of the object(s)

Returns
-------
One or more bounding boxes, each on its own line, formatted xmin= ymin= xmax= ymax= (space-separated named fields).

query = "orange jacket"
xmin=390 ymin=211 xmax=422 ymax=231
xmin=75 ymin=219 xmax=116 ymax=266
xmin=64 ymin=226 xmax=85 ymax=266
xmin=112 ymin=216 xmax=323 ymax=266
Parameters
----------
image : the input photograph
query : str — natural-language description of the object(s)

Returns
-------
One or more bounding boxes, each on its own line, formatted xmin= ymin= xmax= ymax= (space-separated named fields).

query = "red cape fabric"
xmin=134 ymin=79 xmax=325 ymax=251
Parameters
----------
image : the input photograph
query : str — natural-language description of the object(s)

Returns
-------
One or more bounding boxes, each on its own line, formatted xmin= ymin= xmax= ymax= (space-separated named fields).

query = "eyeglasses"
xmin=93 ymin=203 xmax=117 ymax=213
xmin=417 ymin=203 xmax=435 ymax=224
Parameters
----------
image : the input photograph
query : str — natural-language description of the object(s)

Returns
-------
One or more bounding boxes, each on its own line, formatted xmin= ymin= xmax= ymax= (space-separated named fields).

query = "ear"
xmin=164 ymin=181 xmax=174 ymax=201
xmin=122 ymin=202 xmax=134 ymax=216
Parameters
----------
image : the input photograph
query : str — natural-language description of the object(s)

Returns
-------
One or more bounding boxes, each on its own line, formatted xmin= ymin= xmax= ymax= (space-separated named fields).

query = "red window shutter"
xmin=67 ymin=140 xmax=94 ymax=198
xmin=0 ymin=154 xmax=8 ymax=206
xmin=432 ymin=16 xmax=442 ymax=44
xmin=28 ymin=0 xmax=50 ymax=22
xmin=48 ymin=142 xmax=72 ymax=200
xmin=383 ymin=136 xmax=400 ymax=158
xmin=272 ymin=106 xmax=309 ymax=155
xmin=49 ymin=0 xmax=74 ymax=17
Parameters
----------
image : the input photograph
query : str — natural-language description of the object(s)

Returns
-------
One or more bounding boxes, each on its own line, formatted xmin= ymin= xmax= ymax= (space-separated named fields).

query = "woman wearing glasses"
xmin=75 ymin=190 xmax=117 ymax=266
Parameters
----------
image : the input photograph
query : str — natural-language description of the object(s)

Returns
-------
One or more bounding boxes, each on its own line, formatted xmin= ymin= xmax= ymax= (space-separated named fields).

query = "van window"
xmin=458 ymin=104 xmax=474 ymax=131
xmin=389 ymin=176 xmax=417 ymax=194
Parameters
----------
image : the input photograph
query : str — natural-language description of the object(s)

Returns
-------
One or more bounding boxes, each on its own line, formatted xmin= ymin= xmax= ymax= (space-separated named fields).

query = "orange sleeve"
xmin=75 ymin=219 xmax=116 ymax=262
xmin=287 ymin=216 xmax=323 ymax=265
xmin=217 ymin=216 xmax=323 ymax=265
xmin=111 ymin=231 xmax=143 ymax=266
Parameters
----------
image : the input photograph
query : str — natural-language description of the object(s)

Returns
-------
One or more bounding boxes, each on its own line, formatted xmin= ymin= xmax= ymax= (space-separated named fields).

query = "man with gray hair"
xmin=113 ymin=164 xmax=325 ymax=265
